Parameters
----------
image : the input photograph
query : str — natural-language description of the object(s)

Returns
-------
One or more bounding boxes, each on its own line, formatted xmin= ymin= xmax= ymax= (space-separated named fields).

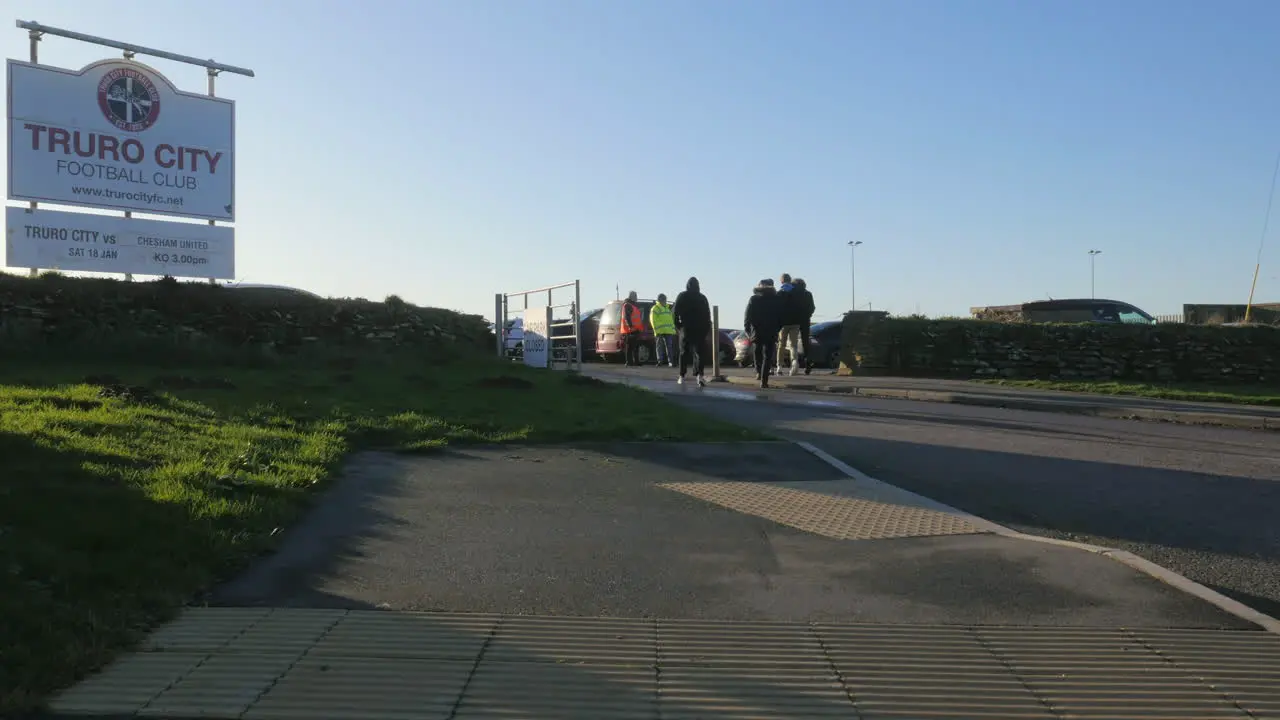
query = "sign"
xmin=522 ymin=307 xmax=552 ymax=369
xmin=6 ymin=207 xmax=234 ymax=279
xmin=7 ymin=58 xmax=235 ymax=221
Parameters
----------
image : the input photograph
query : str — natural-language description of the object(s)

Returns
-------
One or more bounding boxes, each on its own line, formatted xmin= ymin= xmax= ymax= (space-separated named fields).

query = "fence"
xmin=494 ymin=281 xmax=582 ymax=370
xmin=1155 ymin=314 xmax=1185 ymax=324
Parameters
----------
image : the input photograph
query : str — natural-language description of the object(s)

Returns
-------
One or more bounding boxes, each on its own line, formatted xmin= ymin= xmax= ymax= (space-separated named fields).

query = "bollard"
xmin=711 ymin=305 xmax=721 ymax=381
xmin=494 ymin=294 xmax=505 ymax=358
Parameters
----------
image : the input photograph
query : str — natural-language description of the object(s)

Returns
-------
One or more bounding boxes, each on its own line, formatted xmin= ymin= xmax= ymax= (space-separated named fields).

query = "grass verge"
xmin=975 ymin=379 xmax=1280 ymax=406
xmin=0 ymin=349 xmax=763 ymax=714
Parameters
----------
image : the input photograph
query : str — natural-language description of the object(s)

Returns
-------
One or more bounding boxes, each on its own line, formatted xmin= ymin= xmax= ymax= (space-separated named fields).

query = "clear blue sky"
xmin=5 ymin=0 xmax=1280 ymax=322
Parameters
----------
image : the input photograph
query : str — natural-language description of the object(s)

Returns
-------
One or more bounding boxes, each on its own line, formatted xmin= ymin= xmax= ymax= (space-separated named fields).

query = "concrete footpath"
xmin=45 ymin=444 xmax=1280 ymax=719
xmin=610 ymin=364 xmax=1280 ymax=431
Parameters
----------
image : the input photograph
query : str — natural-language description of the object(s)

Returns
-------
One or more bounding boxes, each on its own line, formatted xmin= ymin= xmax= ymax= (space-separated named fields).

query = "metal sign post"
xmin=24 ymin=25 xmax=40 ymax=277
xmin=8 ymin=20 xmax=254 ymax=283
xmin=710 ymin=305 xmax=722 ymax=381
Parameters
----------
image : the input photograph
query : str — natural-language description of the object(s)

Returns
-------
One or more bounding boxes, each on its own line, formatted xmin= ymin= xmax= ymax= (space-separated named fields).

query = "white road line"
xmin=794 ymin=440 xmax=1280 ymax=635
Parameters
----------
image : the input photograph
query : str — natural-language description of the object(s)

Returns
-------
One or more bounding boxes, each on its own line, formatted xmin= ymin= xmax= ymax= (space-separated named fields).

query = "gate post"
xmin=711 ymin=305 xmax=721 ymax=380
xmin=573 ymin=280 xmax=583 ymax=369
xmin=494 ymin=293 xmax=504 ymax=358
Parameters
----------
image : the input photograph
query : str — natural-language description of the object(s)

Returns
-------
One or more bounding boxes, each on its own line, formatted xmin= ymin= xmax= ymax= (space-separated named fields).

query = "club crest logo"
xmin=97 ymin=66 xmax=161 ymax=132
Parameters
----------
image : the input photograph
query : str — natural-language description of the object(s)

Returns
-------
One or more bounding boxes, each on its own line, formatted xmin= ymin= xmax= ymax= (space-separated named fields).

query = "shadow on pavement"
xmin=584 ymin=439 xmax=845 ymax=484
xmin=670 ymin=395 xmax=1280 ymax=619
xmin=206 ymin=451 xmax=414 ymax=609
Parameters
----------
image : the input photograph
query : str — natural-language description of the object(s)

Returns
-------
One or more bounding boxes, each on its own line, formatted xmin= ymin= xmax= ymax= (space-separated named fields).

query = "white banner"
xmin=7 ymin=58 xmax=235 ymax=221
xmin=6 ymin=207 xmax=234 ymax=279
xmin=522 ymin=306 xmax=552 ymax=368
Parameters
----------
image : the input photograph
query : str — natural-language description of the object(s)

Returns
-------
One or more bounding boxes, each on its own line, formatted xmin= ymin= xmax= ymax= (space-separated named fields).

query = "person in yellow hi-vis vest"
xmin=649 ymin=293 xmax=677 ymax=367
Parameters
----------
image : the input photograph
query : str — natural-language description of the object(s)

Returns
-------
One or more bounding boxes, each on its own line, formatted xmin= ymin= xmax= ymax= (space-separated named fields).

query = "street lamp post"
xmin=848 ymin=240 xmax=863 ymax=311
xmin=1088 ymin=249 xmax=1102 ymax=299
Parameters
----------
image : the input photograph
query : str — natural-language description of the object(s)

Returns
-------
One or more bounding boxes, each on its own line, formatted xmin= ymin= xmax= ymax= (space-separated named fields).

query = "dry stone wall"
xmin=0 ymin=274 xmax=492 ymax=357
xmin=839 ymin=314 xmax=1280 ymax=384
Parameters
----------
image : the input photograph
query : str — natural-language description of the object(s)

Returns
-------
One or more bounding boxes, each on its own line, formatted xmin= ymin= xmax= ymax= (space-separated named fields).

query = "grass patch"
xmin=0 ymin=350 xmax=762 ymax=713
xmin=974 ymin=379 xmax=1280 ymax=406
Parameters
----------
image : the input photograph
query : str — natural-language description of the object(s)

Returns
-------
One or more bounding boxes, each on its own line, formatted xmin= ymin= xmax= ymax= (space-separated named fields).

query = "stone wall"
xmin=839 ymin=314 xmax=1280 ymax=384
xmin=0 ymin=273 xmax=493 ymax=358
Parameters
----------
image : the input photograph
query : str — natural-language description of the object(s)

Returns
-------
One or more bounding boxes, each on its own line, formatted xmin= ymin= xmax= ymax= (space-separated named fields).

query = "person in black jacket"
xmin=672 ymin=276 xmax=711 ymax=386
xmin=793 ymin=278 xmax=816 ymax=374
xmin=743 ymin=278 xmax=783 ymax=388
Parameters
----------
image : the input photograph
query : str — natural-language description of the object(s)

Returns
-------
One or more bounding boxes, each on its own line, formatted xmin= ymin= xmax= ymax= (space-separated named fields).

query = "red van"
xmin=596 ymin=299 xmax=735 ymax=365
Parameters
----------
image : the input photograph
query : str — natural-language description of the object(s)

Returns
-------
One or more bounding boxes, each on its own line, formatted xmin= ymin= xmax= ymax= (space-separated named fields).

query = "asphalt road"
xmin=209 ymin=444 xmax=1245 ymax=628
xmin=638 ymin=379 xmax=1280 ymax=619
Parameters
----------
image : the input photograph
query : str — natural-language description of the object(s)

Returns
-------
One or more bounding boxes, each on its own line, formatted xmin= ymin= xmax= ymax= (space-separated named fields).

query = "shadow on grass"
xmin=0 ymin=430 xmax=222 ymax=714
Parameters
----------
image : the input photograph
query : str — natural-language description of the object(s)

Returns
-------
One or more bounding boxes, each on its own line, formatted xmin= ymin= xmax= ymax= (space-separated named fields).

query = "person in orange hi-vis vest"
xmin=620 ymin=290 xmax=644 ymax=366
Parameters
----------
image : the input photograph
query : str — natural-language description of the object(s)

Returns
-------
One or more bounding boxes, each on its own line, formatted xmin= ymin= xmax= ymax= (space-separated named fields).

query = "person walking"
xmin=793 ymin=278 xmax=816 ymax=374
xmin=620 ymin=290 xmax=644 ymax=367
xmin=673 ymin=276 xmax=711 ymax=386
xmin=649 ymin=293 xmax=677 ymax=367
xmin=744 ymin=278 xmax=783 ymax=388
xmin=775 ymin=273 xmax=803 ymax=376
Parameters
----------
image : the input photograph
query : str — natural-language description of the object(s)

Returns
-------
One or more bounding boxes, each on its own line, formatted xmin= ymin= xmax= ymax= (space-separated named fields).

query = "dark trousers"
xmin=753 ymin=339 xmax=777 ymax=385
xmin=799 ymin=323 xmax=811 ymax=369
xmin=679 ymin=329 xmax=705 ymax=377
xmin=623 ymin=333 xmax=641 ymax=366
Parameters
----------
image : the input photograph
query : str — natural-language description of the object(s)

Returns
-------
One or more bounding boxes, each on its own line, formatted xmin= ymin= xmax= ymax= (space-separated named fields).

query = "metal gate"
xmin=494 ymin=280 xmax=582 ymax=369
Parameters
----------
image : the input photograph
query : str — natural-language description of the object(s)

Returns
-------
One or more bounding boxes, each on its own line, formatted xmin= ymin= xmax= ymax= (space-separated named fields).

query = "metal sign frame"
xmin=9 ymin=19 xmax=254 ymax=281
xmin=494 ymin=280 xmax=583 ymax=369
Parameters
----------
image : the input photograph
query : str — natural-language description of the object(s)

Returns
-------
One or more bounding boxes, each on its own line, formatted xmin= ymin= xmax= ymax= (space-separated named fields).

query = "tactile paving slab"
xmin=46 ymin=608 xmax=1280 ymax=719
xmin=658 ymin=480 xmax=987 ymax=540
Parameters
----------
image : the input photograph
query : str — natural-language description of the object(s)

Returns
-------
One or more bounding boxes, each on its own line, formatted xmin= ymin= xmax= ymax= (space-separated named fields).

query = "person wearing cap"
xmin=649 ymin=293 xmax=677 ymax=367
xmin=619 ymin=290 xmax=644 ymax=366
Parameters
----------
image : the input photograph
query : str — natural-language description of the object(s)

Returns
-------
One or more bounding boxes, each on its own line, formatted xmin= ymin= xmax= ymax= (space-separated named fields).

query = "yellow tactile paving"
xmin=658 ymin=480 xmax=986 ymax=540
xmin=141 ymin=606 xmax=270 ymax=652
xmin=485 ymin=615 xmax=656 ymax=665
xmin=136 ymin=653 xmax=296 ymax=718
xmin=455 ymin=661 xmax=657 ymax=720
xmin=242 ymin=656 xmax=471 ymax=720
xmin=47 ymin=652 xmax=207 ymax=716
xmin=45 ymin=608 xmax=1280 ymax=719
xmin=308 ymin=610 xmax=497 ymax=661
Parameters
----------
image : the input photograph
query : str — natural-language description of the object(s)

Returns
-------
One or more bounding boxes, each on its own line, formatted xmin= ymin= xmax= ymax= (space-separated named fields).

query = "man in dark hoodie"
xmin=672 ymin=276 xmax=712 ymax=387
xmin=793 ymin=278 xmax=816 ymax=374
xmin=744 ymin=278 xmax=783 ymax=388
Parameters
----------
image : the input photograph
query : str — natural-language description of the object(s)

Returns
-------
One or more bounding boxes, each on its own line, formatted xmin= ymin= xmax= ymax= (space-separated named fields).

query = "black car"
xmin=806 ymin=320 xmax=844 ymax=369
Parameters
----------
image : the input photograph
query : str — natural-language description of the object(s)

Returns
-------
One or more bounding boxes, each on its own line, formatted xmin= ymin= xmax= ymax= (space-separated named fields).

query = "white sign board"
xmin=7 ymin=58 xmax=235 ymax=221
xmin=6 ymin=207 xmax=234 ymax=279
xmin=522 ymin=307 xmax=552 ymax=369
